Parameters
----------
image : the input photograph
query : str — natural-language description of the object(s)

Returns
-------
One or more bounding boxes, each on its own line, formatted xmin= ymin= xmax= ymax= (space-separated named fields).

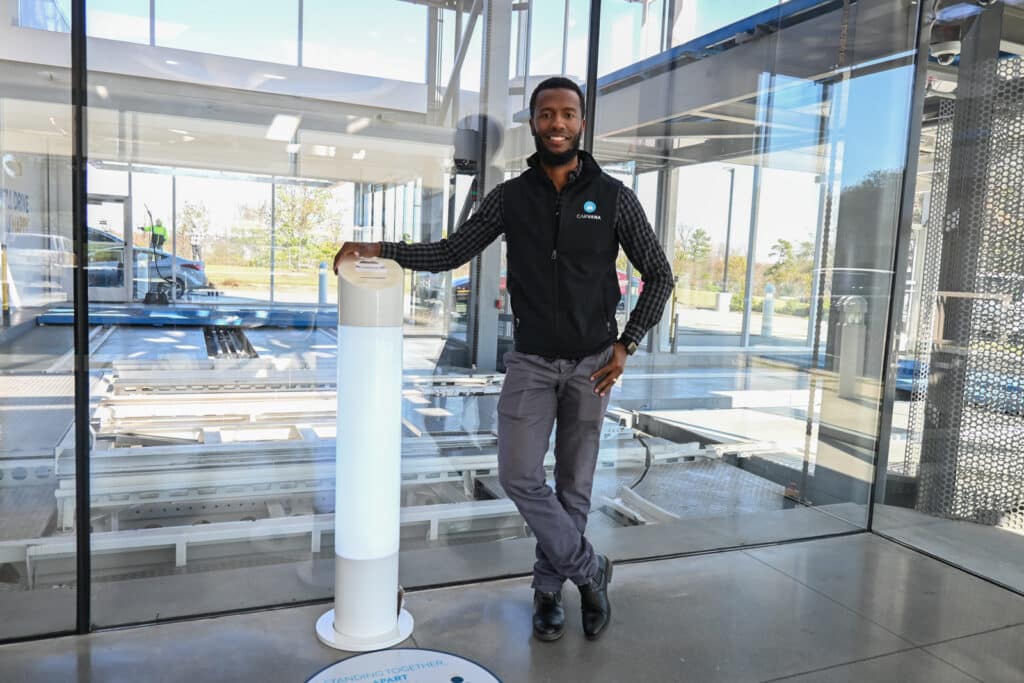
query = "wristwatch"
xmin=619 ymin=336 xmax=638 ymax=355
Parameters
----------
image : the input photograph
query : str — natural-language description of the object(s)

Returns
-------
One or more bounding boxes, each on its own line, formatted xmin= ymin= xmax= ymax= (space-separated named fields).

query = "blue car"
xmin=898 ymin=357 xmax=1024 ymax=415
xmin=895 ymin=357 xmax=925 ymax=397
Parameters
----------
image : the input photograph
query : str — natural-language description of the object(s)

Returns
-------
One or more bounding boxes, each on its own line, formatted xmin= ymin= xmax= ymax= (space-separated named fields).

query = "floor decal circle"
xmin=307 ymin=648 xmax=501 ymax=683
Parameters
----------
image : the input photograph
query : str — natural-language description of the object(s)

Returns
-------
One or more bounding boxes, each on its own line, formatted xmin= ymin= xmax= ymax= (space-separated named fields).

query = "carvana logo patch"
xmin=578 ymin=200 xmax=602 ymax=220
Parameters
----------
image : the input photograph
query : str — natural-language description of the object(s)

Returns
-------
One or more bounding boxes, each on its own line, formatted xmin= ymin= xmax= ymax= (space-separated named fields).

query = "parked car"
xmin=966 ymin=370 xmax=1024 ymax=416
xmin=895 ymin=357 xmax=921 ymax=398
xmin=896 ymin=357 xmax=1023 ymax=416
xmin=87 ymin=228 xmax=207 ymax=296
xmin=87 ymin=226 xmax=123 ymax=246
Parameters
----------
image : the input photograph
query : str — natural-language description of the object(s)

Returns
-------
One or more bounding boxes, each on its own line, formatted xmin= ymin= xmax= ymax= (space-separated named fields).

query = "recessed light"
xmin=95 ymin=85 xmax=109 ymax=98
xmin=182 ymin=136 xmax=195 ymax=142
xmin=352 ymin=149 xmax=366 ymax=161
xmin=263 ymin=73 xmax=286 ymax=80
xmin=265 ymin=114 xmax=301 ymax=141
xmin=346 ymin=118 xmax=370 ymax=134
xmin=165 ymin=59 xmax=179 ymax=65
xmin=169 ymin=129 xmax=189 ymax=135
xmin=313 ymin=145 xmax=337 ymax=158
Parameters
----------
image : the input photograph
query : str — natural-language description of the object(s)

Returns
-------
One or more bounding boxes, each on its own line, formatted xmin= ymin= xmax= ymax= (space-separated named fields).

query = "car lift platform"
xmin=36 ymin=304 xmax=337 ymax=328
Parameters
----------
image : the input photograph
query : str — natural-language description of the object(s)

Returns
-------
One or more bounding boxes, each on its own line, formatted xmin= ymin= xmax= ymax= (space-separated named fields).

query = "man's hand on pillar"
xmin=333 ymin=242 xmax=382 ymax=274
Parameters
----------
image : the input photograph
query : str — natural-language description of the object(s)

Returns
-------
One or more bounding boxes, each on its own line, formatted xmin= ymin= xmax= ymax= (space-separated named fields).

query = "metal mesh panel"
xmin=906 ymin=58 xmax=1024 ymax=531
xmin=903 ymin=99 xmax=955 ymax=478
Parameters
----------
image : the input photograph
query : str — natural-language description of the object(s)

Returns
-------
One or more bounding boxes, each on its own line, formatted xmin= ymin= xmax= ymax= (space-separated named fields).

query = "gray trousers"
xmin=497 ymin=346 xmax=613 ymax=592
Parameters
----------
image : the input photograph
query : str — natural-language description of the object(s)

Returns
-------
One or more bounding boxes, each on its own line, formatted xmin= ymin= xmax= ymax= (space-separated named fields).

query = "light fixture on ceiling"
xmin=263 ymin=73 xmax=286 ymax=80
xmin=165 ymin=59 xmax=179 ymax=65
xmin=95 ymin=85 xmax=109 ymax=99
xmin=266 ymin=114 xmax=301 ymax=141
xmin=313 ymin=145 xmax=337 ymax=158
xmin=169 ymin=129 xmax=189 ymax=136
xmin=346 ymin=118 xmax=370 ymax=134
xmin=2 ymin=154 xmax=22 ymax=178
xmin=352 ymin=149 xmax=366 ymax=161
xmin=287 ymin=143 xmax=301 ymax=154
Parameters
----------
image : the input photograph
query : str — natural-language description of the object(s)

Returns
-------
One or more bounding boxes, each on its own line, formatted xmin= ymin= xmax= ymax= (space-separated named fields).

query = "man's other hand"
xmin=590 ymin=342 xmax=628 ymax=397
xmin=333 ymin=242 xmax=382 ymax=274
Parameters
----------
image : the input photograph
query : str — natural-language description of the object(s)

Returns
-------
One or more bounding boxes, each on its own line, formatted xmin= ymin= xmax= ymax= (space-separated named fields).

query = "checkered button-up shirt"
xmin=380 ymin=159 xmax=673 ymax=349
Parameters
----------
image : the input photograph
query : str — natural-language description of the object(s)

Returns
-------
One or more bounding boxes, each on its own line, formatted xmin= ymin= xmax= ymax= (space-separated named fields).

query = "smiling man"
xmin=334 ymin=77 xmax=673 ymax=642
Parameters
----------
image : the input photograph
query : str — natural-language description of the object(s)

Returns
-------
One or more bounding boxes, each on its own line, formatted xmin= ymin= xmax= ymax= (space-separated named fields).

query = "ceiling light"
xmin=165 ymin=59 xmax=179 ymax=65
xmin=286 ymin=143 xmax=301 ymax=154
xmin=266 ymin=114 xmax=301 ymax=141
xmin=182 ymin=136 xmax=195 ymax=142
xmin=346 ymin=117 xmax=370 ymax=134
xmin=263 ymin=73 xmax=286 ymax=80
xmin=312 ymin=145 xmax=337 ymax=158
xmin=169 ymin=129 xmax=189 ymax=135
xmin=352 ymin=149 xmax=366 ymax=161
xmin=2 ymin=154 xmax=22 ymax=178
xmin=95 ymin=85 xmax=109 ymax=98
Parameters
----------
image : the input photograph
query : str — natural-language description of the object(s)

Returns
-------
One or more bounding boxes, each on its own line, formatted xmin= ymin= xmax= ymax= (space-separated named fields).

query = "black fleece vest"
xmin=502 ymin=152 xmax=623 ymax=359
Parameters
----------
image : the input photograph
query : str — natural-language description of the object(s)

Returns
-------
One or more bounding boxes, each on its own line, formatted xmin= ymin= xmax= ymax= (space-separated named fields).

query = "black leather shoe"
xmin=532 ymin=589 xmax=565 ymax=641
xmin=578 ymin=555 xmax=613 ymax=640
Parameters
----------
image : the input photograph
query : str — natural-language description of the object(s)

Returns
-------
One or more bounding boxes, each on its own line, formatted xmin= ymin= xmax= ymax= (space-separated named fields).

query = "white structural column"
xmin=316 ymin=255 xmax=413 ymax=651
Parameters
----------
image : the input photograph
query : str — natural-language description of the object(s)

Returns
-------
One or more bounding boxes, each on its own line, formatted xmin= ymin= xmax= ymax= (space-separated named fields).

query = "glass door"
xmin=86 ymin=195 xmax=132 ymax=303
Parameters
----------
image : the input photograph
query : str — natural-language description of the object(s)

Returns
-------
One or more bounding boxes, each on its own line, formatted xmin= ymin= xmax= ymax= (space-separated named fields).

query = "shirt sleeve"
xmin=379 ymin=184 xmax=504 ymax=273
xmin=615 ymin=186 xmax=675 ymax=347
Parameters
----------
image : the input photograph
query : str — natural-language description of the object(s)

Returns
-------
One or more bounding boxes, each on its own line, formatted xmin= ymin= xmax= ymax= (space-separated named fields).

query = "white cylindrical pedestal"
xmin=716 ymin=291 xmax=732 ymax=314
xmin=317 ymin=256 xmax=413 ymax=651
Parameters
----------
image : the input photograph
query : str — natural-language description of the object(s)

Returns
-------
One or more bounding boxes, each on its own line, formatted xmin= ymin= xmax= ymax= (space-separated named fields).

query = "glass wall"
xmin=73 ymin=0 xmax=493 ymax=625
xmin=877 ymin=0 xmax=1024 ymax=594
xmin=0 ymin=3 xmax=76 ymax=639
xmin=588 ymin=0 xmax=921 ymax=553
xmin=15 ymin=0 xmax=1023 ymax=641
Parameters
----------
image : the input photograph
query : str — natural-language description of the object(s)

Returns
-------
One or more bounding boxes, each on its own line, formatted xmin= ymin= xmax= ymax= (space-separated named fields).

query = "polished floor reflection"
xmin=1 ymin=533 xmax=1021 ymax=682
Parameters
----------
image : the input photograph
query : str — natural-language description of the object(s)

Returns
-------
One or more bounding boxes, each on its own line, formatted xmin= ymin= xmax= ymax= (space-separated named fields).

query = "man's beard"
xmin=533 ymin=131 xmax=580 ymax=166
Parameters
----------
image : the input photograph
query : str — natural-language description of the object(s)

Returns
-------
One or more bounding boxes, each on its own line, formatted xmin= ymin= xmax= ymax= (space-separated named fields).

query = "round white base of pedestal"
xmin=315 ymin=609 xmax=414 ymax=652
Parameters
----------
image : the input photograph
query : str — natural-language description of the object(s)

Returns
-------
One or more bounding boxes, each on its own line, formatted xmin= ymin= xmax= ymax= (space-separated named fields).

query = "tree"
xmin=675 ymin=226 xmax=715 ymax=290
xmin=234 ymin=201 xmax=271 ymax=268
xmin=274 ymin=185 xmax=333 ymax=271
xmin=681 ymin=227 xmax=712 ymax=262
xmin=179 ymin=201 xmax=210 ymax=261
xmin=764 ymin=237 xmax=815 ymax=297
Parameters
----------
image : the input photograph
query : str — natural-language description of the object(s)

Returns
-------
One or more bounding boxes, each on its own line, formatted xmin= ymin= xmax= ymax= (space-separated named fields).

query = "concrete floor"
xmin=2 ymin=533 xmax=1023 ymax=683
xmin=873 ymin=504 xmax=1024 ymax=594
